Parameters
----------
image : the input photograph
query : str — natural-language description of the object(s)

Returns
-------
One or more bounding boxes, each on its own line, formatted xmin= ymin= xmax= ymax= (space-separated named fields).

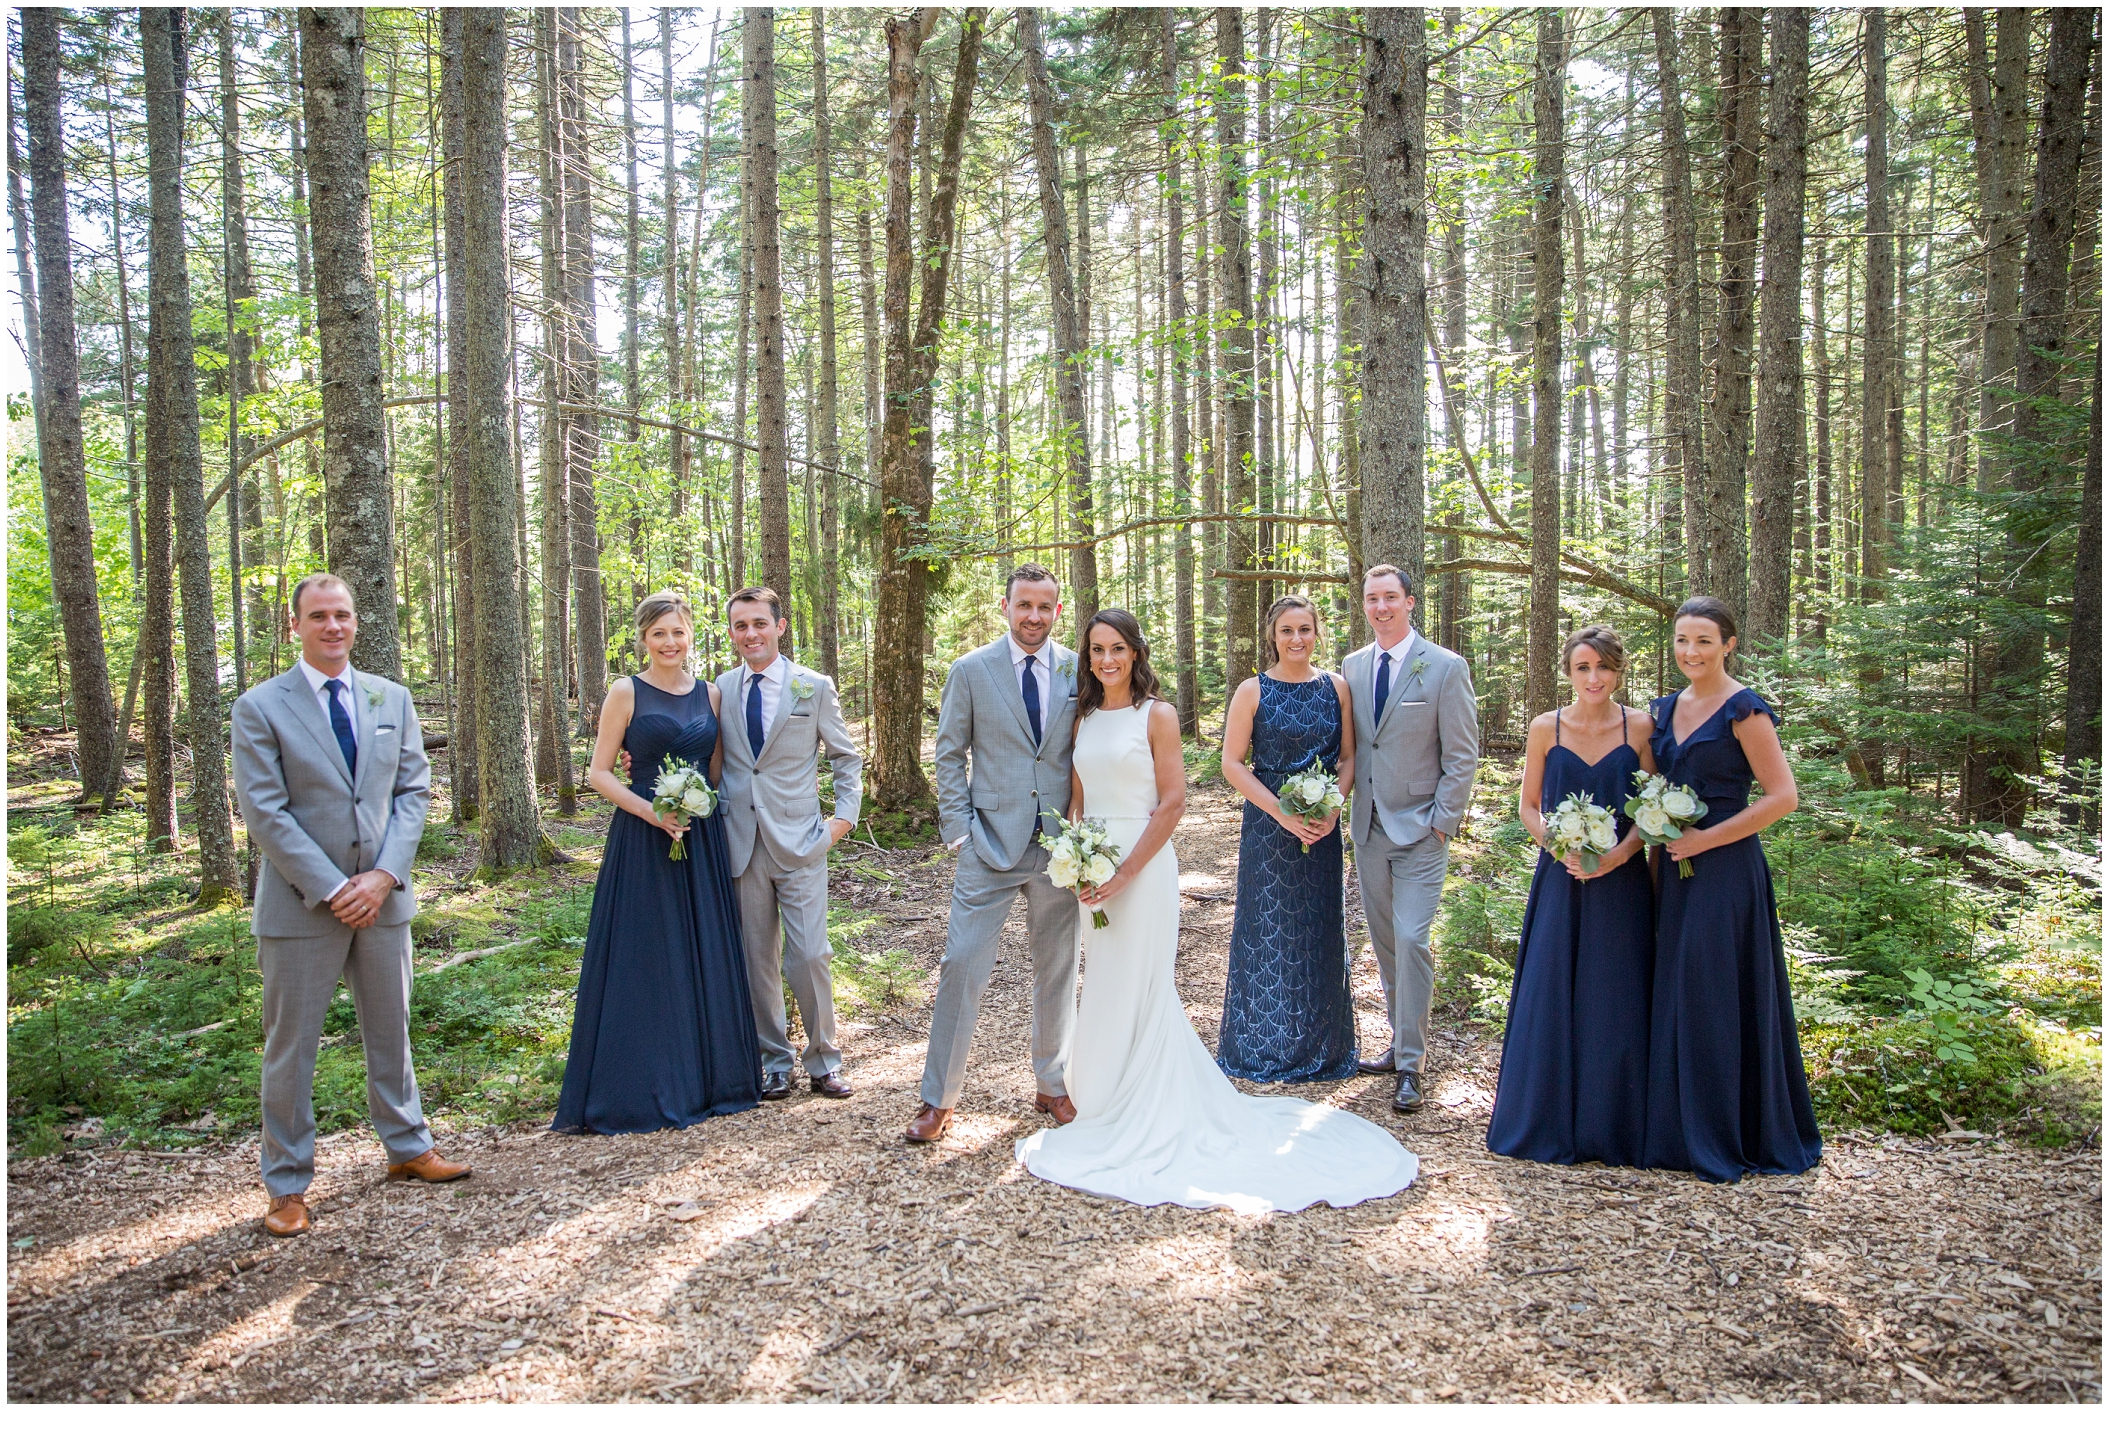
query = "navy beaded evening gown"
xmin=553 ymin=676 xmax=761 ymax=1134
xmin=1486 ymin=709 xmax=1654 ymax=1166
xmin=1643 ymin=687 xmax=1821 ymax=1182
xmin=1219 ymin=674 xmax=1358 ymax=1082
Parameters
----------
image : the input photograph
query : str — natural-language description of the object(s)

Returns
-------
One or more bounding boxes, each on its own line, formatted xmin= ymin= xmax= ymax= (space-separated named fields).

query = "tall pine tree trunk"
xmin=1359 ymin=7 xmax=1428 ymax=595
xmin=1527 ymin=10 xmax=1566 ymax=721
xmin=1705 ymin=7 xmax=1760 ymax=619
xmin=535 ymin=10 xmax=577 ymax=812
xmin=1653 ymin=10 xmax=1704 ymax=594
xmin=745 ymin=8 xmax=795 ymax=629
xmin=813 ymin=9 xmax=842 ymax=679
xmin=23 ymin=9 xmax=122 ymax=802
xmin=440 ymin=8 xmax=479 ymax=821
xmin=1860 ymin=10 xmax=1894 ymax=596
xmin=301 ymin=7 xmax=401 ymax=681
xmin=1216 ymin=7 xmax=1257 ymax=694
xmin=556 ymin=8 xmax=607 ymax=729
xmin=1165 ymin=9 xmax=1198 ymax=736
xmin=1749 ymin=7 xmax=1809 ymax=647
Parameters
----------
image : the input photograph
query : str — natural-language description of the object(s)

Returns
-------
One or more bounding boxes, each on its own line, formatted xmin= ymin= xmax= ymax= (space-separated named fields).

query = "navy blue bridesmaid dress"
xmin=1219 ymin=673 xmax=1359 ymax=1082
xmin=553 ymin=676 xmax=761 ymax=1134
xmin=1487 ymin=709 xmax=1654 ymax=1166
xmin=1643 ymin=687 xmax=1822 ymax=1182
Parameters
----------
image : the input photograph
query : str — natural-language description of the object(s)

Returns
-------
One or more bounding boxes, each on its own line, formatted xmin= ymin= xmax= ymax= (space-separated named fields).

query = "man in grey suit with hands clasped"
xmin=1342 ymin=563 xmax=1480 ymax=1114
xmin=231 ymin=574 xmax=470 ymax=1239
xmin=906 ymin=563 xmax=1081 ymax=1143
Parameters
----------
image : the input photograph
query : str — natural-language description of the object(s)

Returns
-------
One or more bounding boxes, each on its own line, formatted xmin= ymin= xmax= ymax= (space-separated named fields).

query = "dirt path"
xmin=7 ymin=787 xmax=2101 ymax=1403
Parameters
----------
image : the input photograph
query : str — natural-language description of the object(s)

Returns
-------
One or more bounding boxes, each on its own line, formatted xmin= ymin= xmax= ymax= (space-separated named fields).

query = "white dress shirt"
xmin=1008 ymin=634 xmax=1055 ymax=738
xmin=1374 ymin=628 xmax=1420 ymax=681
xmin=294 ymin=655 xmax=391 ymax=895
xmin=741 ymin=653 xmax=791 ymax=740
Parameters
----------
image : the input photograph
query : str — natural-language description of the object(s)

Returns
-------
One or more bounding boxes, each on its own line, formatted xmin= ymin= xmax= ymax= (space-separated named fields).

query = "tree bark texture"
xmin=1216 ymin=7 xmax=1258 ymax=694
xmin=23 ymin=8 xmax=123 ymax=802
xmin=746 ymin=8 xmax=795 ymax=628
xmin=1359 ymin=7 xmax=1428 ymax=595
xmin=1653 ymin=10 xmax=1705 ymax=594
xmin=1966 ymin=9 xmax=2032 ymax=495
xmin=146 ymin=7 xmax=240 ymax=902
xmin=1527 ymin=9 xmax=1565 ymax=722
xmin=440 ymin=8 xmax=479 ymax=821
xmin=813 ymin=9 xmax=842 ymax=680
xmin=301 ymin=6 xmax=401 ymax=680
xmin=557 ymin=8 xmax=608 ymax=729
xmin=1860 ymin=9 xmax=1894 ymax=593
xmin=1704 ymin=7 xmax=1760 ymax=619
xmin=1748 ymin=7 xmax=1808 ymax=648
xmin=1164 ymin=9 xmax=1198 ymax=736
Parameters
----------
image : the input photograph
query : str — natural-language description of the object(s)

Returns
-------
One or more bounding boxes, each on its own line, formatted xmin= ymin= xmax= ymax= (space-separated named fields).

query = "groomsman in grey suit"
xmin=1343 ymin=563 xmax=1480 ymax=1113
xmin=907 ymin=563 xmax=1081 ymax=1143
xmin=230 ymin=574 xmax=469 ymax=1238
xmin=718 ymin=585 xmax=864 ymax=1100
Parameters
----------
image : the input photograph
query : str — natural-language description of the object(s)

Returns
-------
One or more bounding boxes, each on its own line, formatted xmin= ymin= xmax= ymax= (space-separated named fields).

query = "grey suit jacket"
xmin=232 ymin=664 xmax=431 ymax=938
xmin=1344 ymin=633 xmax=1480 ymax=848
xmin=716 ymin=660 xmax=864 ymax=876
xmin=933 ymin=637 xmax=1078 ymax=873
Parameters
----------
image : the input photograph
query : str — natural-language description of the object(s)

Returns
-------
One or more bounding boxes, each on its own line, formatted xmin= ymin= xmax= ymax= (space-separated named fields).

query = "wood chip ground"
xmin=8 ymin=790 xmax=2101 ymax=1402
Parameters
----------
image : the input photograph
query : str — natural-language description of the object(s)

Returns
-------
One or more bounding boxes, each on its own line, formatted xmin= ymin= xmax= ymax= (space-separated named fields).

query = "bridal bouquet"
xmin=1625 ymin=771 xmax=1708 ymax=878
xmin=1044 ymin=815 xmax=1123 ymax=929
xmin=1276 ymin=762 xmax=1346 ymax=853
xmin=650 ymin=757 xmax=717 ymax=861
xmin=1543 ymin=792 xmax=1619 ymax=875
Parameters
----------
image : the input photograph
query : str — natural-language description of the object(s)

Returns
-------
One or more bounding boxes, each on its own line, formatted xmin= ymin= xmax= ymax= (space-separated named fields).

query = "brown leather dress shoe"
xmin=810 ymin=1071 xmax=853 ymax=1099
xmin=263 ymin=1193 xmax=311 ymax=1237
xmin=386 ymin=1149 xmax=472 ymax=1183
xmin=903 ymin=1104 xmax=953 ymax=1143
xmin=1033 ymin=1092 xmax=1078 ymax=1125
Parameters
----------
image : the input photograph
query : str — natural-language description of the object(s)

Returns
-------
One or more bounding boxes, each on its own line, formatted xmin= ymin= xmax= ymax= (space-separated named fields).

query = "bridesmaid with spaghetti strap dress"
xmin=1487 ymin=626 xmax=1657 ymax=1167
xmin=1643 ymin=598 xmax=1822 ymax=1182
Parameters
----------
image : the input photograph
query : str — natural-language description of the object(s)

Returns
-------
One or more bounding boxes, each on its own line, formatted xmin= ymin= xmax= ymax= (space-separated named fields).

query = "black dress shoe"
xmin=1356 ymin=1053 xmax=1396 ymax=1075
xmin=810 ymin=1071 xmax=853 ymax=1099
xmin=1392 ymin=1071 xmax=1424 ymax=1114
xmin=760 ymin=1073 xmax=793 ymax=1101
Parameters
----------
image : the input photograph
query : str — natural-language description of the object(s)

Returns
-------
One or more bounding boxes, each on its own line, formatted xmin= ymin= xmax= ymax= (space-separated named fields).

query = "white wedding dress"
xmin=1017 ymin=703 xmax=1419 ymax=1213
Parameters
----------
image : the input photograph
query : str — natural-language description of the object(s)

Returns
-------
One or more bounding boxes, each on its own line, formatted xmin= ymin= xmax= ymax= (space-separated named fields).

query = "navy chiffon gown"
xmin=553 ymin=676 xmax=761 ymax=1134
xmin=1643 ymin=687 xmax=1822 ymax=1182
xmin=1218 ymin=673 xmax=1359 ymax=1082
xmin=1486 ymin=710 xmax=1654 ymax=1166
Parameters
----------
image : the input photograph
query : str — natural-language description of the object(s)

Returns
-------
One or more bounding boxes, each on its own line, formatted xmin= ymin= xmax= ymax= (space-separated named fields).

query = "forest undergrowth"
xmin=7 ymin=719 xmax=2100 ymax=1160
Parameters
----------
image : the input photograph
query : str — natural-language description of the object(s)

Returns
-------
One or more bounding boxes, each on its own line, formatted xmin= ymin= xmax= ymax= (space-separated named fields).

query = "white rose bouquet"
xmin=649 ymin=756 xmax=718 ymax=861
xmin=1542 ymin=792 xmax=1620 ymax=875
xmin=1624 ymin=771 xmax=1708 ymax=878
xmin=1044 ymin=815 xmax=1123 ymax=929
xmin=1276 ymin=762 xmax=1346 ymax=854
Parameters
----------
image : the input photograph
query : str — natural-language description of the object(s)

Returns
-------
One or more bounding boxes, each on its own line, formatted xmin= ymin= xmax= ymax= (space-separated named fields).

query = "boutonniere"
xmin=789 ymin=675 xmax=816 ymax=702
xmin=364 ymin=685 xmax=386 ymax=711
xmin=1408 ymin=657 xmax=1430 ymax=683
xmin=1055 ymin=656 xmax=1076 ymax=683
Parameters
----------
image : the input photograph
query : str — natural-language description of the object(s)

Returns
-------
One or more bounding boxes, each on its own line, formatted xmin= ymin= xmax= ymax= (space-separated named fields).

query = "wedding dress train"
xmin=1017 ymin=703 xmax=1418 ymax=1213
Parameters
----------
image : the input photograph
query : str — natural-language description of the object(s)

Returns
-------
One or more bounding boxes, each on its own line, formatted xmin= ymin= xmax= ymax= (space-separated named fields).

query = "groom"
xmin=907 ymin=563 xmax=1081 ymax=1143
xmin=1344 ymin=564 xmax=1480 ymax=1113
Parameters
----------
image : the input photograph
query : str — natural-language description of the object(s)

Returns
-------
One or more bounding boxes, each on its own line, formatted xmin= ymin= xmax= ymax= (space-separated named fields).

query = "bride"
xmin=1017 ymin=609 xmax=1418 ymax=1213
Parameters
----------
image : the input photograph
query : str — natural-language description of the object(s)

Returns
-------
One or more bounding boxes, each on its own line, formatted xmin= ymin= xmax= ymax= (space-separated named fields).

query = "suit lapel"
xmin=349 ymin=668 xmax=381 ymax=794
xmin=988 ymin=643 xmax=1040 ymax=748
xmin=283 ymin=666 xmax=354 ymax=787
xmin=757 ymin=663 xmax=798 ymax=764
xmin=1376 ymin=638 xmax=1419 ymax=735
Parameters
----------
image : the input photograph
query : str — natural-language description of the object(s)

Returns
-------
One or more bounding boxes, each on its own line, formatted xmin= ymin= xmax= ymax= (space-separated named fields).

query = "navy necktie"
xmin=747 ymin=671 xmax=767 ymax=758
xmin=1373 ymin=650 xmax=1393 ymax=723
xmin=324 ymin=677 xmax=359 ymax=777
xmin=1021 ymin=654 xmax=1043 ymax=748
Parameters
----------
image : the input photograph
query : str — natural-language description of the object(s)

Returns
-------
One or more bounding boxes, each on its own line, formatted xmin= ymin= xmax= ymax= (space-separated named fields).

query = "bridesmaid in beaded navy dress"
xmin=1643 ymin=597 xmax=1821 ymax=1182
xmin=1487 ymin=625 xmax=1657 ymax=1166
xmin=1216 ymin=597 xmax=1359 ymax=1082
xmin=554 ymin=593 xmax=761 ymax=1134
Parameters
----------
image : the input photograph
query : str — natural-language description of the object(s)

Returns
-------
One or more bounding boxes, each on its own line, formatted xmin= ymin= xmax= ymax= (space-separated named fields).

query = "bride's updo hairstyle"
xmin=634 ymin=590 xmax=696 ymax=660
xmin=1075 ymin=608 xmax=1164 ymax=719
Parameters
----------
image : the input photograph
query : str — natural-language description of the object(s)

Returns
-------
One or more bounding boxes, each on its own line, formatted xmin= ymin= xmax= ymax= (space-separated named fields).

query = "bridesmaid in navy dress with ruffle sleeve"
xmin=1643 ymin=597 xmax=1821 ymax=1182
xmin=1216 ymin=596 xmax=1360 ymax=1081
xmin=554 ymin=592 xmax=761 ymax=1133
xmin=1488 ymin=625 xmax=1657 ymax=1166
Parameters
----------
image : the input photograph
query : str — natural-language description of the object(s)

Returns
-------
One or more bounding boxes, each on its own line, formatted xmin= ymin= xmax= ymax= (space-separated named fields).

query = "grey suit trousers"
xmin=919 ymin=839 xmax=1079 ymax=1109
xmin=259 ymin=920 xmax=432 ymax=1196
xmin=736 ymin=838 xmax=841 ymax=1078
xmin=1357 ymin=830 xmax=1452 ymax=1077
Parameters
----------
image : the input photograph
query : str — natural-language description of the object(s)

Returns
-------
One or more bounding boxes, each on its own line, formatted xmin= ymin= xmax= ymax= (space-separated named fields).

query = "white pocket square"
xmin=375 ymin=723 xmax=398 ymax=733
xmin=1398 ymin=700 xmax=1428 ymax=707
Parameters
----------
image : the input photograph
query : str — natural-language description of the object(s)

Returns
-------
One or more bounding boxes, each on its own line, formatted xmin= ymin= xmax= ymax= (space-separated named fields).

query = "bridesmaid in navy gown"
xmin=554 ymin=592 xmax=761 ymax=1134
xmin=1488 ymin=625 xmax=1657 ymax=1166
xmin=1644 ymin=597 xmax=1822 ymax=1182
xmin=1216 ymin=596 xmax=1359 ymax=1082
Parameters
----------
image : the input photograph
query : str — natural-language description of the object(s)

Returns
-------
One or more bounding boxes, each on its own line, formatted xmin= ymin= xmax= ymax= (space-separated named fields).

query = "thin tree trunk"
xmin=1021 ymin=7 xmax=1099 ymax=621
xmin=1359 ymin=6 xmax=1428 ymax=596
xmin=1749 ymin=7 xmax=1808 ymax=647
xmin=2065 ymin=360 xmax=2103 ymax=817
xmin=23 ymin=9 xmax=122 ymax=802
xmin=302 ymin=7 xmax=400 ymax=680
xmin=453 ymin=5 xmax=549 ymax=872
xmin=661 ymin=7 xmax=689 ymax=573
xmin=1165 ymin=9 xmax=1198 ymax=736
xmin=1705 ymin=7 xmax=1760 ymax=619
xmin=812 ymin=11 xmax=842 ymax=678
xmin=1654 ymin=10 xmax=1704 ymax=593
xmin=441 ymin=9 xmax=480 ymax=822
xmin=1217 ymin=7 xmax=1258 ymax=694
xmin=1810 ymin=232 xmax=1834 ymax=642
xmin=557 ymin=8 xmax=607 ymax=729
xmin=1527 ymin=9 xmax=1565 ymax=721
xmin=1967 ymin=8 xmax=2031 ymax=494
xmin=1861 ymin=9 xmax=1893 ymax=595
xmin=733 ymin=99 xmax=754 ymax=586
xmin=217 ymin=8 xmax=263 ymax=668
xmin=1438 ymin=5 xmax=1468 ymax=655
xmin=146 ymin=8 xmax=240 ymax=901
xmin=535 ymin=10 xmax=577 ymax=812
xmin=746 ymin=8 xmax=794 ymax=627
